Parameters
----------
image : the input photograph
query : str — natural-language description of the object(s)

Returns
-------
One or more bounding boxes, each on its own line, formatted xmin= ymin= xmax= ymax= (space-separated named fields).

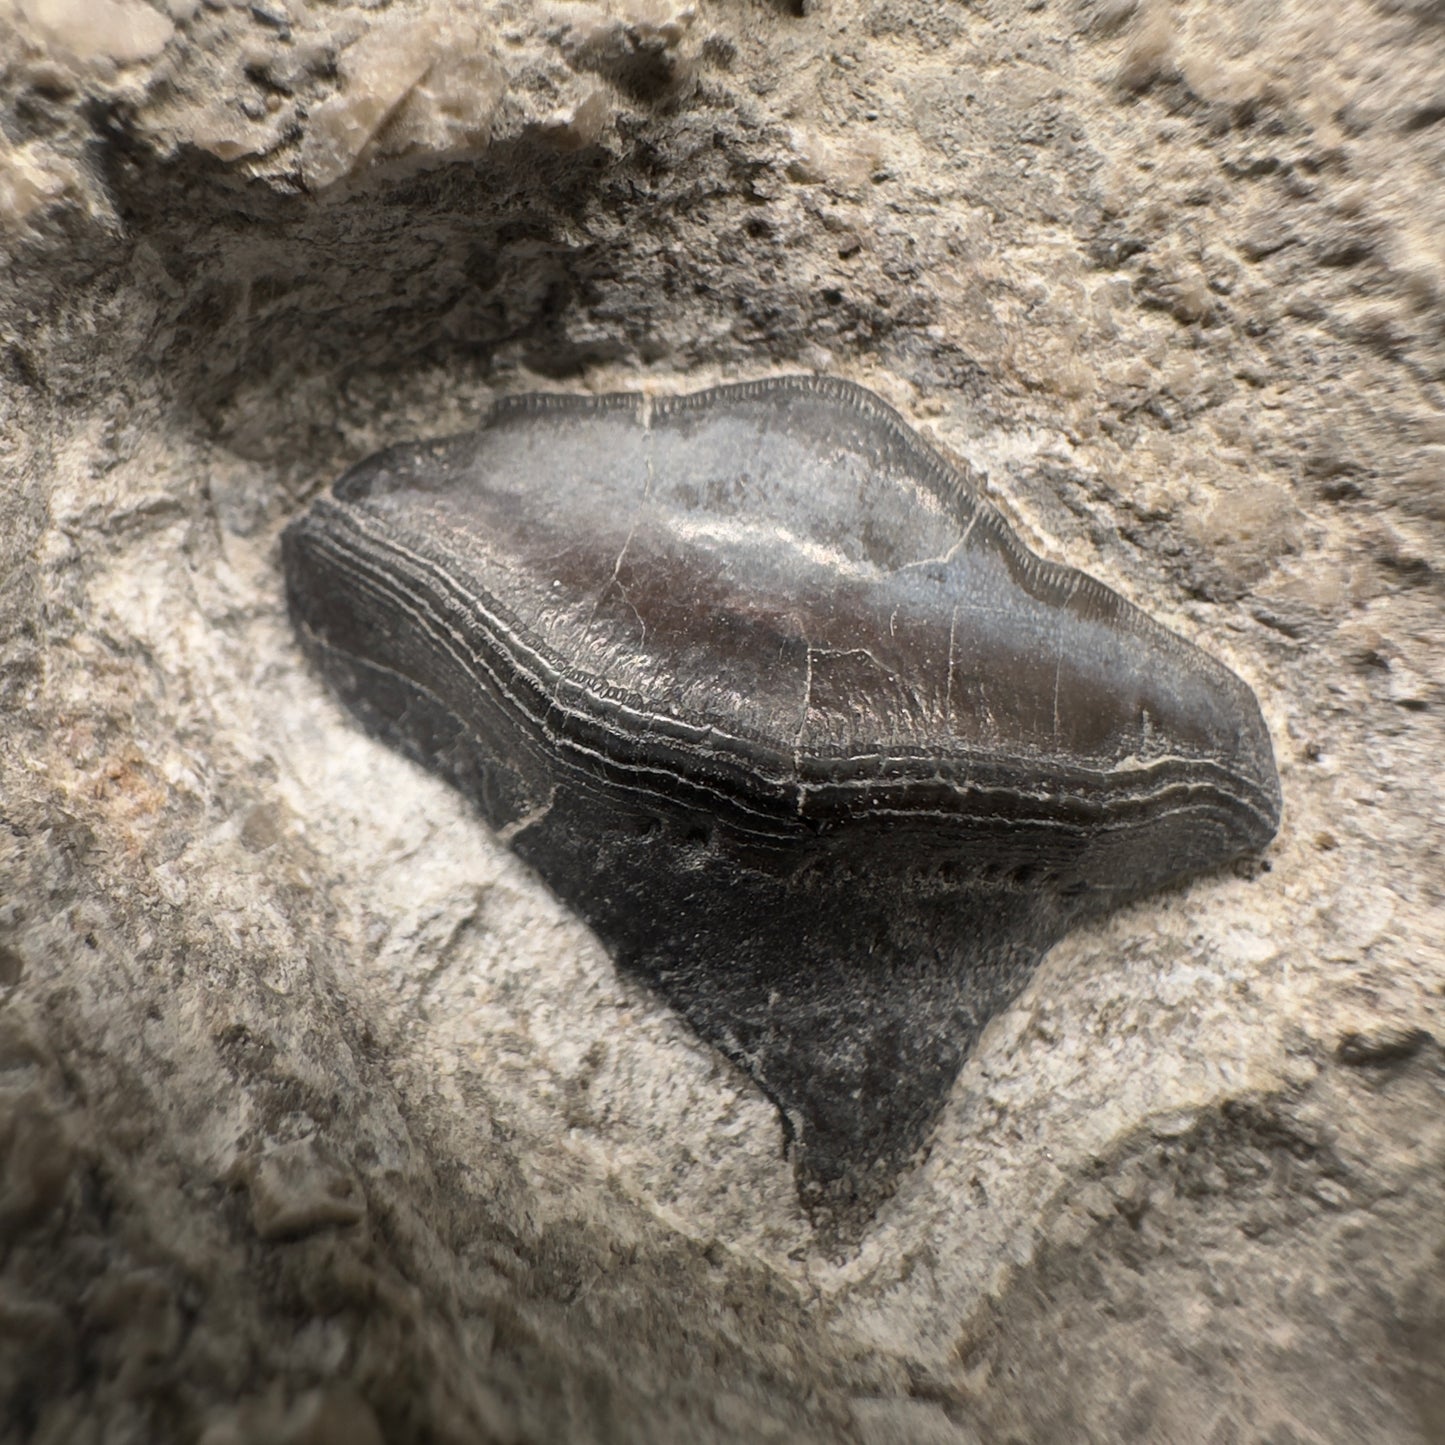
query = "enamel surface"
xmin=284 ymin=376 xmax=1280 ymax=1226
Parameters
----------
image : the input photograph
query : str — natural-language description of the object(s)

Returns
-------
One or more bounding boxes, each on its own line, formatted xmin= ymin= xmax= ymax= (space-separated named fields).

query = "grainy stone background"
xmin=1 ymin=1 xmax=1442 ymax=1442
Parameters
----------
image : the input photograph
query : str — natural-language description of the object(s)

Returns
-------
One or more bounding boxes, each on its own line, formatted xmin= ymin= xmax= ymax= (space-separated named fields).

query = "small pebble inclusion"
xmin=284 ymin=376 xmax=1280 ymax=1229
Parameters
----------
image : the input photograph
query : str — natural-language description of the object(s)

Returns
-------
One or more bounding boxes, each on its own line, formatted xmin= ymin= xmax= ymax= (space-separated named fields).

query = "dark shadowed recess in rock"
xmin=283 ymin=375 xmax=1281 ymax=1233
xmin=92 ymin=112 xmax=959 ymax=476
xmin=96 ymin=129 xmax=617 ymax=434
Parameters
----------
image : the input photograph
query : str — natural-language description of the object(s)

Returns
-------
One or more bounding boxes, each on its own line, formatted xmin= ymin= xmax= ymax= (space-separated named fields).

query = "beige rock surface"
xmin=1 ymin=1 xmax=1441 ymax=1441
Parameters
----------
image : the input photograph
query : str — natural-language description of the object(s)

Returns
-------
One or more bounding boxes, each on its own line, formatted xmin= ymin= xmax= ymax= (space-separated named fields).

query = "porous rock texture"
xmin=0 ymin=1 xmax=1441 ymax=1441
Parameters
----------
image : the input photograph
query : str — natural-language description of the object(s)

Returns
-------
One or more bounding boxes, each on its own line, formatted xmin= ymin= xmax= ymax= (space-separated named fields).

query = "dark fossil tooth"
xmin=283 ymin=375 xmax=1280 ymax=1228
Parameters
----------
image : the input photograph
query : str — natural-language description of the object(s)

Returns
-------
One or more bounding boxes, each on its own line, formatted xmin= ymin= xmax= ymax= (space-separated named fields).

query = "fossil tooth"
xmin=283 ymin=376 xmax=1280 ymax=1228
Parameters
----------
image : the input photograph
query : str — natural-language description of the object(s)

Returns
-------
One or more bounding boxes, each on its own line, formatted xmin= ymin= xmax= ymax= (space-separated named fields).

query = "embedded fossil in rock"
xmin=282 ymin=376 xmax=1281 ymax=1229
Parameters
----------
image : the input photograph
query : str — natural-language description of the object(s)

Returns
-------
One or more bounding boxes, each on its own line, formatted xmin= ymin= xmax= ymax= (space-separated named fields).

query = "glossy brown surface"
xmin=284 ymin=376 xmax=1280 ymax=1228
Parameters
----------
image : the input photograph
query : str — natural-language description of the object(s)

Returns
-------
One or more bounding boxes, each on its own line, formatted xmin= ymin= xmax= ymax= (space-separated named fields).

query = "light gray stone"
xmin=247 ymin=1139 xmax=366 ymax=1243
xmin=1 ymin=1 xmax=1441 ymax=1441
